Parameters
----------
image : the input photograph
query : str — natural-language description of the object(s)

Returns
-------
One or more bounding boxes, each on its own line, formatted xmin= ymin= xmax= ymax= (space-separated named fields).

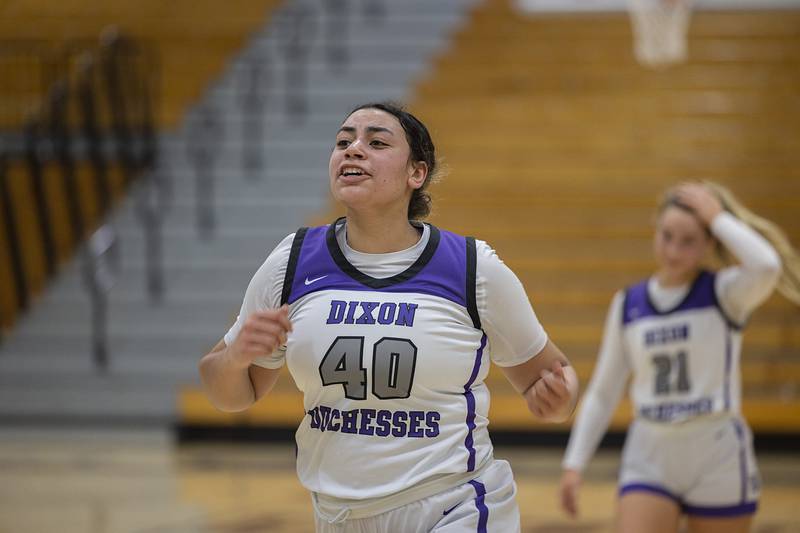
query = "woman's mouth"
xmin=338 ymin=166 xmax=369 ymax=183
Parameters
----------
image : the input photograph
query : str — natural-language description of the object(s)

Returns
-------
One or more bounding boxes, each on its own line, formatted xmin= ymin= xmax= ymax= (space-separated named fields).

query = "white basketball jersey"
xmin=622 ymin=271 xmax=743 ymax=423
xmin=281 ymin=220 xmax=492 ymax=500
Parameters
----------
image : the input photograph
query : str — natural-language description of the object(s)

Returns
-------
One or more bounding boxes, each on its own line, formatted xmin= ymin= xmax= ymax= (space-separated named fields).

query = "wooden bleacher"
xmin=415 ymin=2 xmax=800 ymax=434
xmin=178 ymin=2 xmax=800 ymax=438
xmin=0 ymin=0 xmax=284 ymax=129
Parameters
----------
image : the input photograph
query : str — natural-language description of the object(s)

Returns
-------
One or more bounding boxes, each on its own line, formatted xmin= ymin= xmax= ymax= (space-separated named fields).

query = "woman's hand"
xmin=674 ymin=182 xmax=724 ymax=226
xmin=523 ymin=360 xmax=576 ymax=423
xmin=226 ymin=305 xmax=292 ymax=369
xmin=559 ymin=468 xmax=582 ymax=518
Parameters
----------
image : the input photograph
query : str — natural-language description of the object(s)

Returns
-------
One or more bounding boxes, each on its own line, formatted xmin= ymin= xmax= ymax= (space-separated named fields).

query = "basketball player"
xmin=559 ymin=182 xmax=800 ymax=533
xmin=199 ymin=102 xmax=579 ymax=532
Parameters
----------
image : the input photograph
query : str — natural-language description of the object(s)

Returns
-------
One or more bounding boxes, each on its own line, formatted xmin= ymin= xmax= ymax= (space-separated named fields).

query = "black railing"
xmin=0 ymin=32 xmax=159 ymax=366
xmin=0 ymin=153 xmax=28 ymax=314
xmin=49 ymin=80 xmax=85 ymax=247
xmin=323 ymin=0 xmax=350 ymax=69
xmin=23 ymin=120 xmax=57 ymax=278
xmin=77 ymin=53 xmax=112 ymax=216
xmin=279 ymin=1 xmax=316 ymax=119
xmin=187 ymin=102 xmax=222 ymax=240
xmin=237 ymin=53 xmax=270 ymax=175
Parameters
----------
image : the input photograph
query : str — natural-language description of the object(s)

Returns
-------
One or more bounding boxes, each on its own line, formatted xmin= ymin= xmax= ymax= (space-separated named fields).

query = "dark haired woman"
xmin=200 ymin=102 xmax=579 ymax=532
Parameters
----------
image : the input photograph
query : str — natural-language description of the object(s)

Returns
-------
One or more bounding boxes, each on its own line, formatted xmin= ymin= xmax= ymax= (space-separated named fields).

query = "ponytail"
xmin=704 ymin=181 xmax=800 ymax=306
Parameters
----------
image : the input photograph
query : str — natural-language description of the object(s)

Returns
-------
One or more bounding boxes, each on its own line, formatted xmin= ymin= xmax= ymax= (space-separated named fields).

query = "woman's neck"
xmin=654 ymin=268 xmax=699 ymax=288
xmin=344 ymin=210 xmax=421 ymax=254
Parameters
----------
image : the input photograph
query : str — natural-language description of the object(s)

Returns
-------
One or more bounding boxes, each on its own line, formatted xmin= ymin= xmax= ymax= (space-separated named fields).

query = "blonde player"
xmin=560 ymin=182 xmax=800 ymax=533
xmin=200 ymin=102 xmax=579 ymax=532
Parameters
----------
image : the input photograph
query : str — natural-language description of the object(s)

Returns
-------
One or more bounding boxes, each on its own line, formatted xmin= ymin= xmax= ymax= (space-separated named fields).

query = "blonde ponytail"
xmin=703 ymin=181 xmax=800 ymax=306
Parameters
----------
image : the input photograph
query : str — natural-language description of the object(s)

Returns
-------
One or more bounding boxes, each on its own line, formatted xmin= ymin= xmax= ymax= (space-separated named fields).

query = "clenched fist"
xmin=524 ymin=360 xmax=575 ymax=423
xmin=226 ymin=305 xmax=293 ymax=369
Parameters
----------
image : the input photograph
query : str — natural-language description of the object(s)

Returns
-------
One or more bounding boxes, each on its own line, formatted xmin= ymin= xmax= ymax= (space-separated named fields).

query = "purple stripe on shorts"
xmin=724 ymin=330 xmax=732 ymax=411
xmin=468 ymin=480 xmax=489 ymax=533
xmin=683 ymin=501 xmax=758 ymax=517
xmin=733 ymin=419 xmax=748 ymax=503
xmin=619 ymin=483 xmax=681 ymax=505
xmin=463 ymin=334 xmax=487 ymax=472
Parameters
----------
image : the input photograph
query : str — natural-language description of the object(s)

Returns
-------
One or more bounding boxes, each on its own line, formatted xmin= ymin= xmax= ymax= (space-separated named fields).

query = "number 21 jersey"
xmin=622 ymin=271 xmax=743 ymax=423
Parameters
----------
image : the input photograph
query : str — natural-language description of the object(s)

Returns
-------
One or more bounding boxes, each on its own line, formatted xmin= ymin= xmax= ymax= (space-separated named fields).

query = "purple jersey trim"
xmin=623 ymin=271 xmax=718 ymax=326
xmin=468 ymin=479 xmax=489 ymax=533
xmin=285 ymin=222 xmax=469 ymax=307
xmin=724 ymin=329 xmax=733 ymax=411
xmin=733 ymin=419 xmax=748 ymax=503
xmin=464 ymin=334 xmax=487 ymax=472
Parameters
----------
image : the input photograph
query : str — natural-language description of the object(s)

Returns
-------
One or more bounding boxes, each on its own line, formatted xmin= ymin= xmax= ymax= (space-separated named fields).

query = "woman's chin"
xmin=333 ymin=188 xmax=372 ymax=209
xmin=660 ymin=266 xmax=698 ymax=285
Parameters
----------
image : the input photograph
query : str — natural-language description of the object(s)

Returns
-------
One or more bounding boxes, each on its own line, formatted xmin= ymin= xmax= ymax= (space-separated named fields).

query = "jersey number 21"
xmin=652 ymin=350 xmax=691 ymax=395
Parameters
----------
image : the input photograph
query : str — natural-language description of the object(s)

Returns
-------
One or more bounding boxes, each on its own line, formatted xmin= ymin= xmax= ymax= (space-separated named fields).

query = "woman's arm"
xmin=675 ymin=184 xmax=782 ymax=322
xmin=559 ymin=291 xmax=631 ymax=518
xmin=474 ymin=240 xmax=578 ymax=422
xmin=199 ymin=307 xmax=291 ymax=412
xmin=198 ymin=234 xmax=294 ymax=412
xmin=562 ymin=291 xmax=631 ymax=472
xmin=500 ymin=340 xmax=579 ymax=423
xmin=711 ymin=213 xmax=781 ymax=321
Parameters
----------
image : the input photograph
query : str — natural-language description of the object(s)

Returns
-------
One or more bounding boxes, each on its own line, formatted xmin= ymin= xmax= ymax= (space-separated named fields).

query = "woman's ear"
xmin=408 ymin=161 xmax=428 ymax=190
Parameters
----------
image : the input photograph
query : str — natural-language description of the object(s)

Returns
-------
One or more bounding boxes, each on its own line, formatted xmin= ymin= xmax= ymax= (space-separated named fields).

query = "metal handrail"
xmin=81 ymin=223 xmax=119 ymax=372
xmin=187 ymin=102 xmax=222 ymax=240
xmin=0 ymin=32 xmax=159 ymax=370
xmin=278 ymin=1 xmax=316 ymax=118
xmin=0 ymin=152 xmax=28 ymax=321
xmin=237 ymin=53 xmax=270 ymax=175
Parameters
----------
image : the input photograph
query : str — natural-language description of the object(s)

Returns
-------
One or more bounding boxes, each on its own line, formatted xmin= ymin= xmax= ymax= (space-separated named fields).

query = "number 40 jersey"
xmin=279 ymin=220 xmax=500 ymax=501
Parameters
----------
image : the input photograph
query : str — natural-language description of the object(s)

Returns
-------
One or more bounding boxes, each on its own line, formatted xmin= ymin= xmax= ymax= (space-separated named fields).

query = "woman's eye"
xmin=336 ymin=139 xmax=350 ymax=148
xmin=370 ymin=140 xmax=388 ymax=147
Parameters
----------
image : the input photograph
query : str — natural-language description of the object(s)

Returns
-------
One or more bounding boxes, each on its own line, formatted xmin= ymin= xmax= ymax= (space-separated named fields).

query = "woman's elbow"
xmin=757 ymin=246 xmax=783 ymax=277
xmin=214 ymin=399 xmax=253 ymax=413
xmin=203 ymin=387 xmax=255 ymax=413
xmin=765 ymin=255 xmax=783 ymax=281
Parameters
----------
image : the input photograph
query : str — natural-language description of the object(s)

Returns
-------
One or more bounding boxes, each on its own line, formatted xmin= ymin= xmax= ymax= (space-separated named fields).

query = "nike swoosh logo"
xmin=304 ymin=275 xmax=328 ymax=286
xmin=443 ymin=504 xmax=458 ymax=516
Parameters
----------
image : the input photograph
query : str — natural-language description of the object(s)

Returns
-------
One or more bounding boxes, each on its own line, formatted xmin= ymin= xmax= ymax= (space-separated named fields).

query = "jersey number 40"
xmin=319 ymin=336 xmax=418 ymax=400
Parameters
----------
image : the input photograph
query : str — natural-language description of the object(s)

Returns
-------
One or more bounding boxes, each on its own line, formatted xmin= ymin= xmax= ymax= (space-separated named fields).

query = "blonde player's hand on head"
xmin=559 ymin=468 xmax=582 ymax=519
xmin=524 ymin=360 xmax=574 ymax=422
xmin=674 ymin=182 xmax=724 ymax=226
xmin=226 ymin=305 xmax=292 ymax=369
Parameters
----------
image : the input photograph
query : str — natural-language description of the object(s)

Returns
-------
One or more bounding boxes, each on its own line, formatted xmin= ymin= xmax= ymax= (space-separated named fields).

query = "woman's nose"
xmin=344 ymin=139 xmax=365 ymax=158
xmin=666 ymin=242 xmax=683 ymax=259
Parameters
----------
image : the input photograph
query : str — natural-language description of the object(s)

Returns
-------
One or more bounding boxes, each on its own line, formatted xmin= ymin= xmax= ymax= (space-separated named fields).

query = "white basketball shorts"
xmin=619 ymin=415 xmax=760 ymax=517
xmin=313 ymin=459 xmax=520 ymax=533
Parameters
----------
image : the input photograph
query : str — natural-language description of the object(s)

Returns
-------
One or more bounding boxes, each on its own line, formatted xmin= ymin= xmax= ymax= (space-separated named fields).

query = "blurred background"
xmin=0 ymin=0 xmax=798 ymax=531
